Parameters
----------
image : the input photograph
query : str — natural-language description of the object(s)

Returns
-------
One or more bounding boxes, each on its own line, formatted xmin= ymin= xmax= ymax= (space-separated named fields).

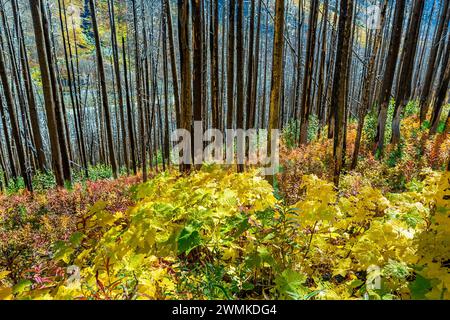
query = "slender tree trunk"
xmin=192 ymin=0 xmax=203 ymax=167
xmin=267 ymin=0 xmax=285 ymax=185
xmin=331 ymin=0 xmax=353 ymax=186
xmin=108 ymin=0 xmax=129 ymax=174
xmin=210 ymin=0 xmax=219 ymax=129
xmin=131 ymin=0 xmax=147 ymax=181
xmin=165 ymin=0 xmax=181 ymax=130
xmin=351 ymin=0 xmax=388 ymax=170
xmin=226 ymin=0 xmax=235 ymax=130
xmin=260 ymin=10 xmax=269 ymax=130
xmin=17 ymin=8 xmax=47 ymax=172
xmin=245 ymin=0 xmax=256 ymax=130
xmin=122 ymin=37 xmax=137 ymax=175
xmin=316 ymin=0 xmax=329 ymax=135
xmin=236 ymin=0 xmax=244 ymax=172
xmin=178 ymin=0 xmax=193 ymax=173
xmin=326 ymin=9 xmax=339 ymax=139
xmin=391 ymin=0 xmax=425 ymax=144
xmin=0 ymin=41 xmax=32 ymax=191
xmin=430 ymin=37 xmax=450 ymax=135
xmin=374 ymin=0 xmax=405 ymax=156
xmin=162 ymin=0 xmax=171 ymax=168
xmin=66 ymin=3 xmax=88 ymax=175
xmin=28 ymin=0 xmax=65 ymax=187
xmin=0 ymin=94 xmax=17 ymax=179
xmin=299 ymin=0 xmax=319 ymax=145
xmin=40 ymin=3 xmax=72 ymax=184
xmin=419 ymin=0 xmax=449 ymax=124
xmin=251 ymin=0 xmax=263 ymax=130
xmin=0 ymin=4 xmax=34 ymax=169
xmin=89 ymin=0 xmax=118 ymax=179
xmin=413 ymin=1 xmax=436 ymax=98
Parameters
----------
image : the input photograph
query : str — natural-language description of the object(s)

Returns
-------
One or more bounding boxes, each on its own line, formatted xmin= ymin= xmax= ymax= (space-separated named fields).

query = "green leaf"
xmin=69 ymin=232 xmax=85 ymax=247
xmin=274 ymin=269 xmax=308 ymax=300
xmin=304 ymin=290 xmax=323 ymax=300
xmin=53 ymin=241 xmax=75 ymax=263
xmin=242 ymin=283 xmax=255 ymax=291
xmin=409 ymin=274 xmax=432 ymax=300
xmin=349 ymin=279 xmax=365 ymax=289
xmin=177 ymin=224 xmax=202 ymax=255
xmin=13 ymin=280 xmax=32 ymax=294
xmin=89 ymin=200 xmax=107 ymax=215
xmin=245 ymin=252 xmax=261 ymax=268
xmin=257 ymin=247 xmax=277 ymax=267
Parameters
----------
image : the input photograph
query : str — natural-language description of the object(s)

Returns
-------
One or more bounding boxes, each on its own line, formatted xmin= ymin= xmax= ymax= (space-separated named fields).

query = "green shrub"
xmin=282 ymin=115 xmax=320 ymax=149
xmin=32 ymin=171 xmax=57 ymax=192
xmin=282 ymin=119 xmax=300 ymax=150
xmin=404 ymin=100 xmax=419 ymax=117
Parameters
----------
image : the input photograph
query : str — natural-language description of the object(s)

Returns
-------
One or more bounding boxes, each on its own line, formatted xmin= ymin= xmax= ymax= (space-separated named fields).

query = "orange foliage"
xmin=278 ymin=116 xmax=449 ymax=203
xmin=0 ymin=175 xmax=139 ymax=285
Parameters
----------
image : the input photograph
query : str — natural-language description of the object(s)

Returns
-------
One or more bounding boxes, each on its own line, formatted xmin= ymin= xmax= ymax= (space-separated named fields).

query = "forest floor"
xmin=0 ymin=111 xmax=449 ymax=300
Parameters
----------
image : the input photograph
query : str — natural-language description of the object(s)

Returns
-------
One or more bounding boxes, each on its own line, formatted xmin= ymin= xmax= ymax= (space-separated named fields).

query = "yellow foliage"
xmin=1 ymin=167 xmax=448 ymax=300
